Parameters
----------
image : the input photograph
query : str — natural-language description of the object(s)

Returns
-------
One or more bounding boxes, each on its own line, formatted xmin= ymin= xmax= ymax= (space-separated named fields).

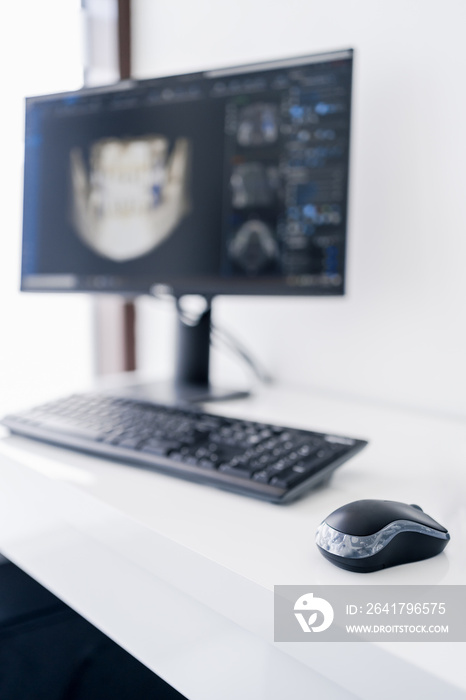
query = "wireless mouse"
xmin=315 ymin=499 xmax=450 ymax=572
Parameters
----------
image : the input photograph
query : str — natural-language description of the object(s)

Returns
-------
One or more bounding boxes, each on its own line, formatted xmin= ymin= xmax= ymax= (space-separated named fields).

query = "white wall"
xmin=132 ymin=0 xmax=466 ymax=419
xmin=0 ymin=1 xmax=93 ymax=414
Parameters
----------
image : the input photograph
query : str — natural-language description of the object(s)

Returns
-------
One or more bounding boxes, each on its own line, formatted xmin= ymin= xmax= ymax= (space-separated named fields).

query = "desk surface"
xmin=0 ymin=381 xmax=465 ymax=699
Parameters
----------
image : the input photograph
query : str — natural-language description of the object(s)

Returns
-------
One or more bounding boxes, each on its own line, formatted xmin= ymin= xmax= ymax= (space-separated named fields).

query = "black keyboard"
xmin=1 ymin=394 xmax=367 ymax=503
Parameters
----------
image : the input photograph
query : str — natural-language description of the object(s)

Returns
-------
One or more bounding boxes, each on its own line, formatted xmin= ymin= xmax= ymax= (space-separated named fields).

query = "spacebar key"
xmin=140 ymin=440 xmax=181 ymax=456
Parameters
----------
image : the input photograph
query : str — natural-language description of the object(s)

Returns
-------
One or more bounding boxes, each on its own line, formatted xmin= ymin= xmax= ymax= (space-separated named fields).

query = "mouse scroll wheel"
xmin=410 ymin=504 xmax=423 ymax=511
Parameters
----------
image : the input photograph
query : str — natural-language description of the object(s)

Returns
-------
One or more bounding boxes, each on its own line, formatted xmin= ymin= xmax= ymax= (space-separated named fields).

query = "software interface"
xmin=22 ymin=50 xmax=353 ymax=296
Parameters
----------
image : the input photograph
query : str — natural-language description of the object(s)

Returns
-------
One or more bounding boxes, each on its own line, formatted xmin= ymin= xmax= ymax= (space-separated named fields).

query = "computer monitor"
xmin=21 ymin=48 xmax=353 ymax=401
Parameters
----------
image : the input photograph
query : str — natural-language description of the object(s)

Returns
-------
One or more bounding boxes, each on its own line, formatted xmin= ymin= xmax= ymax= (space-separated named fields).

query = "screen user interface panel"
xmin=22 ymin=49 xmax=353 ymax=296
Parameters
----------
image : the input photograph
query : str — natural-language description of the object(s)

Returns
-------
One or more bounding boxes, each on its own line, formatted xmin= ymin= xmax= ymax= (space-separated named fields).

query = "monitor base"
xmin=108 ymin=297 xmax=251 ymax=407
xmin=109 ymin=380 xmax=250 ymax=407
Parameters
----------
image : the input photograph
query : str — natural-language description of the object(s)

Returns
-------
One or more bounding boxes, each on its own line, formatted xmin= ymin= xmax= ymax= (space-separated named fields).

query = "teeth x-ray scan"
xmin=70 ymin=136 xmax=191 ymax=262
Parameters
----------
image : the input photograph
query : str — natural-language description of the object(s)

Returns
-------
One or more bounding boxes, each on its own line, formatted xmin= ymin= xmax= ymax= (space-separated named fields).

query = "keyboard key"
xmin=219 ymin=462 xmax=258 ymax=478
xmin=118 ymin=437 xmax=144 ymax=449
xmin=270 ymin=447 xmax=343 ymax=488
xmin=197 ymin=459 xmax=218 ymax=471
xmin=141 ymin=440 xmax=181 ymax=456
xmin=28 ymin=416 xmax=104 ymax=441
xmin=252 ymin=470 xmax=271 ymax=483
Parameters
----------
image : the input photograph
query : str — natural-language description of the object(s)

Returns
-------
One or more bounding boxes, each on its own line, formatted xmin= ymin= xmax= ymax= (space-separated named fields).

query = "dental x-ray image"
xmin=228 ymin=219 xmax=278 ymax=274
xmin=70 ymin=136 xmax=191 ymax=262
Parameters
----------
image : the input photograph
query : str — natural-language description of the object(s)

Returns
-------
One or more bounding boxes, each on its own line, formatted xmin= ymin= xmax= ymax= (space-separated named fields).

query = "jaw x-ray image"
xmin=70 ymin=135 xmax=191 ymax=262
xmin=228 ymin=219 xmax=278 ymax=274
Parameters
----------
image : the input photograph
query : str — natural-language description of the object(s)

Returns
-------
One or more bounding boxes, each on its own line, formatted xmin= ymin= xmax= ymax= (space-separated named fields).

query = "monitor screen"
xmin=21 ymin=49 xmax=353 ymax=297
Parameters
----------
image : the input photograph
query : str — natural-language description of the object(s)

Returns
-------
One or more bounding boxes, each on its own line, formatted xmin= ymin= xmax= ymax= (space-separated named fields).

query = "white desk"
xmin=0 ymin=383 xmax=465 ymax=699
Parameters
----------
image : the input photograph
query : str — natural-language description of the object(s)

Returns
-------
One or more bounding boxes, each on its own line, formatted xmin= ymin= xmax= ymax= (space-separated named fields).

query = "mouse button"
xmin=325 ymin=499 xmax=395 ymax=536
xmin=325 ymin=500 xmax=448 ymax=536
xmin=398 ymin=504 xmax=448 ymax=533
xmin=382 ymin=501 xmax=449 ymax=532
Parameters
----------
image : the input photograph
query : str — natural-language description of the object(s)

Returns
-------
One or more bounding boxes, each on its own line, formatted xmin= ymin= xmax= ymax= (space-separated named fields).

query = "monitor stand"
xmin=113 ymin=298 xmax=250 ymax=406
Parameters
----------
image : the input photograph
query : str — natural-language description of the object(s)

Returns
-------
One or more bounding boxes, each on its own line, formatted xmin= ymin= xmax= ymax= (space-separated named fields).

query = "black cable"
xmin=151 ymin=291 xmax=274 ymax=385
xmin=210 ymin=321 xmax=274 ymax=385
